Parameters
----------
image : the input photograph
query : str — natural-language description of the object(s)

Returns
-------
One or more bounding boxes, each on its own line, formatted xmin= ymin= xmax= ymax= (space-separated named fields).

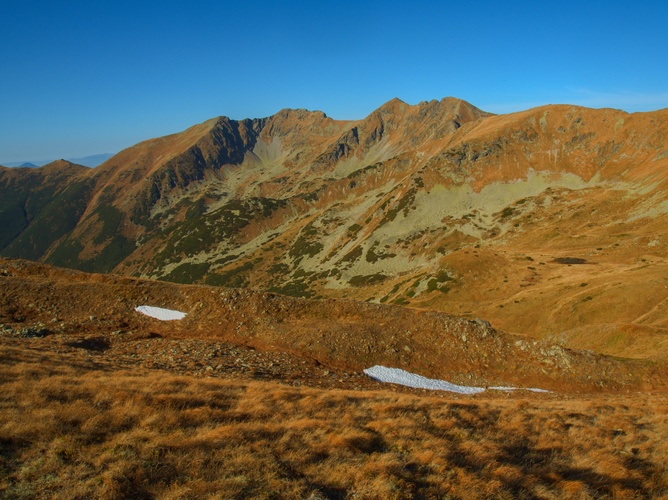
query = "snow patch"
xmin=363 ymin=366 xmax=550 ymax=394
xmin=488 ymin=386 xmax=551 ymax=393
xmin=363 ymin=366 xmax=485 ymax=394
xmin=135 ymin=305 xmax=186 ymax=321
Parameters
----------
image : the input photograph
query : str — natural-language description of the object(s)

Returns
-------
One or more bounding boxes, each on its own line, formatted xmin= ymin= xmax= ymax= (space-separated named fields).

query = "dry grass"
xmin=1 ymin=342 xmax=667 ymax=499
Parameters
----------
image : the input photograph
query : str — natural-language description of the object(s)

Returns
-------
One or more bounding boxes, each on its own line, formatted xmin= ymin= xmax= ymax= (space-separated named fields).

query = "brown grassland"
xmin=1 ymin=339 xmax=667 ymax=499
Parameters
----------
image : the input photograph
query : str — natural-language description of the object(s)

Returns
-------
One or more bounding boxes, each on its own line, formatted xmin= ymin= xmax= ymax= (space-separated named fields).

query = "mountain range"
xmin=1 ymin=97 xmax=667 ymax=360
xmin=1 ymin=153 xmax=114 ymax=168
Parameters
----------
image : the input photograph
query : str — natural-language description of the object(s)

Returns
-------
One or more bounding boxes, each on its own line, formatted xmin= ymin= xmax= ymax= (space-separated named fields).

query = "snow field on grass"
xmin=135 ymin=305 xmax=187 ymax=321
xmin=363 ymin=366 xmax=485 ymax=394
xmin=363 ymin=366 xmax=550 ymax=394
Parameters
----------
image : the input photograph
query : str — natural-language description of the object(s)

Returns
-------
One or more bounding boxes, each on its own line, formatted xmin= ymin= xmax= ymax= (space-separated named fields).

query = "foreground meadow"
xmin=1 ymin=340 xmax=666 ymax=499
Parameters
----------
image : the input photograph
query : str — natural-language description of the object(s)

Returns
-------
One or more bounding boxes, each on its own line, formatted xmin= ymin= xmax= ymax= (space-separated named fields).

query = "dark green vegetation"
xmin=348 ymin=273 xmax=387 ymax=286
xmin=289 ymin=222 xmax=324 ymax=262
xmin=427 ymin=270 xmax=454 ymax=293
xmin=378 ymin=188 xmax=417 ymax=227
xmin=163 ymin=262 xmax=212 ymax=284
xmin=0 ymin=165 xmax=93 ymax=261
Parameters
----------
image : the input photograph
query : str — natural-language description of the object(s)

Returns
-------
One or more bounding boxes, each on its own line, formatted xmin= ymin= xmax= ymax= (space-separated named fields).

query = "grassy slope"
xmin=0 ymin=257 xmax=667 ymax=498
xmin=1 ymin=340 xmax=666 ymax=499
xmin=2 ymin=257 xmax=664 ymax=393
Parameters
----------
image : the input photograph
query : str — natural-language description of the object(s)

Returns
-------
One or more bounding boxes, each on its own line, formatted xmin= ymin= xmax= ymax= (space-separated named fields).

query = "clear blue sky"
xmin=2 ymin=0 xmax=667 ymax=164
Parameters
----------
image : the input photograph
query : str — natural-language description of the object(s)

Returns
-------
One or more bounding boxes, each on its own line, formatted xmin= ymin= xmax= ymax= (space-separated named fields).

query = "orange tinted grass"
xmin=1 ymin=342 xmax=667 ymax=499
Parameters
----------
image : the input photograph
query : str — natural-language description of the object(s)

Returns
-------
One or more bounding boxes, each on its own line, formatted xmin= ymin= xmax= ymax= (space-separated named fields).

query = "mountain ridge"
xmin=2 ymin=97 xmax=667 ymax=360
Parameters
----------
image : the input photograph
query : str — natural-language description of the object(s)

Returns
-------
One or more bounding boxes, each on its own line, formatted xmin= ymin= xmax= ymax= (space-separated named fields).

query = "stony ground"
xmin=0 ymin=329 xmax=381 ymax=392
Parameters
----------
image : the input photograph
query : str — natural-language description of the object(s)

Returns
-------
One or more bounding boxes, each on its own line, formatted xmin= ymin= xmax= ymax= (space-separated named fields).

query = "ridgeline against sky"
xmin=2 ymin=0 xmax=667 ymax=164
xmin=2 ymin=97 xmax=668 ymax=358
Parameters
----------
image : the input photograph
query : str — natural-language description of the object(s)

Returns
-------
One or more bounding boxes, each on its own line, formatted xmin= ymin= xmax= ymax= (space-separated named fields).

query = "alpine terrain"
xmin=1 ymin=97 xmax=668 ymax=497
xmin=1 ymin=97 xmax=666 ymax=359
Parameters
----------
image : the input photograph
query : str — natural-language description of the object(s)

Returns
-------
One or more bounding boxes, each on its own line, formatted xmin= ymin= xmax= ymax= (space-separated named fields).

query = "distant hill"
xmin=67 ymin=153 xmax=114 ymax=167
xmin=1 ymin=161 xmax=45 ymax=168
xmin=2 ymin=160 xmax=51 ymax=168
xmin=2 ymin=153 xmax=114 ymax=168
xmin=1 ymin=98 xmax=667 ymax=360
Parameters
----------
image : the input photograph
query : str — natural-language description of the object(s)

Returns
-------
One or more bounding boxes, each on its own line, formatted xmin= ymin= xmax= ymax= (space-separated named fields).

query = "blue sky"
xmin=2 ymin=0 xmax=667 ymax=164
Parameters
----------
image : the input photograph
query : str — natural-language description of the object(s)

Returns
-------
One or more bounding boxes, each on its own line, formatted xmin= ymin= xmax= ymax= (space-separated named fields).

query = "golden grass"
xmin=1 ymin=342 xmax=667 ymax=499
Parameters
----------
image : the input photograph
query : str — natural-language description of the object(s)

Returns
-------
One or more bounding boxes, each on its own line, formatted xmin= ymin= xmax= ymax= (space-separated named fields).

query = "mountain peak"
xmin=371 ymin=97 xmax=491 ymax=123
xmin=418 ymin=97 xmax=492 ymax=118
xmin=261 ymin=107 xmax=338 ymax=140
xmin=375 ymin=97 xmax=410 ymax=115
xmin=41 ymin=159 xmax=87 ymax=172
xmin=271 ymin=107 xmax=329 ymax=122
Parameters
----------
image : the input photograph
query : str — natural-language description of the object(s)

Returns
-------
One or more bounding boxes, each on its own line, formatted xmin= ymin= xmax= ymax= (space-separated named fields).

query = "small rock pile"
xmin=0 ymin=323 xmax=50 ymax=338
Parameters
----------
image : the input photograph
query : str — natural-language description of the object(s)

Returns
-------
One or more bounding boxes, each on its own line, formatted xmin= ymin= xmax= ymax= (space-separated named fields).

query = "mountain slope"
xmin=1 ymin=98 xmax=667 ymax=358
xmin=1 ymin=257 xmax=664 ymax=392
xmin=2 ymin=258 xmax=667 ymax=498
xmin=0 ymin=160 xmax=93 ymax=260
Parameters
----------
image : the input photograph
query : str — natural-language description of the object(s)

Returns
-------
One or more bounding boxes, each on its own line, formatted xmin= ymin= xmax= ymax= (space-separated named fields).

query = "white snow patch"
xmin=363 ymin=366 xmax=550 ymax=394
xmin=363 ymin=366 xmax=485 ymax=394
xmin=135 ymin=305 xmax=186 ymax=321
xmin=488 ymin=386 xmax=551 ymax=393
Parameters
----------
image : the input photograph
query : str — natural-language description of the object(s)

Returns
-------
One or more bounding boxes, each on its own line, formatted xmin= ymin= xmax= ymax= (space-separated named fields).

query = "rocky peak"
xmin=265 ymin=108 xmax=331 ymax=137
xmin=375 ymin=97 xmax=410 ymax=114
